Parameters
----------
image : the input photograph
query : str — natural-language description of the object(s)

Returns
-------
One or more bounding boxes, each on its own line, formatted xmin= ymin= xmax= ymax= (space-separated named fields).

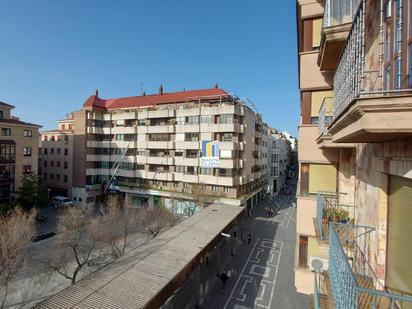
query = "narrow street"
xmin=165 ymin=187 xmax=309 ymax=309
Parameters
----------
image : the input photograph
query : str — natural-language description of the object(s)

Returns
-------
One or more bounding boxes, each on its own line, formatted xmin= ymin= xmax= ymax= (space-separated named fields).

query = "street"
xmin=164 ymin=188 xmax=309 ymax=309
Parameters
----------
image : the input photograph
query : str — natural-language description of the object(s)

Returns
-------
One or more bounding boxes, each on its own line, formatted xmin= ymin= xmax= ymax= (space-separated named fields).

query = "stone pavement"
xmin=164 ymin=189 xmax=309 ymax=309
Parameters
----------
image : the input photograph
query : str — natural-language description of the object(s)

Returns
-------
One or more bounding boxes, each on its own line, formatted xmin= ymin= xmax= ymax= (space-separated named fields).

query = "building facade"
xmin=61 ymin=87 xmax=272 ymax=211
xmin=296 ymin=0 xmax=412 ymax=307
xmin=40 ymin=117 xmax=75 ymax=200
xmin=0 ymin=101 xmax=41 ymax=205
xmin=266 ymin=130 xmax=291 ymax=196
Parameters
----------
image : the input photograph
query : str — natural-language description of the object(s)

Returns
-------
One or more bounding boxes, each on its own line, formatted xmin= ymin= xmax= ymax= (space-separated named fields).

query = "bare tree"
xmin=188 ymin=183 xmax=214 ymax=216
xmin=0 ymin=209 xmax=36 ymax=309
xmin=138 ymin=206 xmax=179 ymax=238
xmin=42 ymin=207 xmax=110 ymax=285
xmin=98 ymin=196 xmax=139 ymax=258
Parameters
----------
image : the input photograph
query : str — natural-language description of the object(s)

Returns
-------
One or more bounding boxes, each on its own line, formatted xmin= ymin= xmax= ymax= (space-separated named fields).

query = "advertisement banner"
xmin=201 ymin=140 xmax=219 ymax=168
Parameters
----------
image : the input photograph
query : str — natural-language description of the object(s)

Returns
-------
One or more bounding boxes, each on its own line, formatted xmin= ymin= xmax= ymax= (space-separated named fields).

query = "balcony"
xmin=317 ymin=0 xmax=359 ymax=70
xmin=317 ymin=98 xmax=356 ymax=149
xmin=329 ymin=0 xmax=412 ymax=143
xmin=315 ymin=192 xmax=355 ymax=242
xmin=146 ymin=141 xmax=174 ymax=149
xmin=147 ymin=125 xmax=175 ymax=134
xmin=146 ymin=156 xmax=174 ymax=165
xmin=312 ymin=223 xmax=412 ymax=309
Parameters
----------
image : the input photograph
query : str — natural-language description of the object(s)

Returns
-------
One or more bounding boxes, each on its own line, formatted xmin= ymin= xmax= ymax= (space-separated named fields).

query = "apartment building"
xmin=0 ymin=101 xmax=41 ymax=204
xmin=266 ymin=129 xmax=291 ymax=196
xmin=40 ymin=117 xmax=75 ymax=200
xmin=66 ymin=87 xmax=267 ymax=211
xmin=296 ymin=0 xmax=412 ymax=308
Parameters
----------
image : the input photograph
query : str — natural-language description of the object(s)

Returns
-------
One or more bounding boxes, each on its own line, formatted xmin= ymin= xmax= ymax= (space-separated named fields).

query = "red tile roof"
xmin=83 ymin=88 xmax=229 ymax=110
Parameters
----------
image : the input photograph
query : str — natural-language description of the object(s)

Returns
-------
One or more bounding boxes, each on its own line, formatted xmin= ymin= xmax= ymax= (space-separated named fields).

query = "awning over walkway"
xmin=35 ymin=204 xmax=244 ymax=309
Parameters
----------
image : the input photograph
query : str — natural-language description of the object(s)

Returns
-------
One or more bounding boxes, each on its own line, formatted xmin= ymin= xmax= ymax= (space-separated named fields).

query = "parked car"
xmin=52 ymin=196 xmax=74 ymax=208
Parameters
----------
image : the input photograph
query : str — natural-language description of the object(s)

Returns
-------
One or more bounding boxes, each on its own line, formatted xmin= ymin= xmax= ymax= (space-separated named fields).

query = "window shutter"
xmin=387 ymin=176 xmax=412 ymax=295
xmin=308 ymin=164 xmax=337 ymax=194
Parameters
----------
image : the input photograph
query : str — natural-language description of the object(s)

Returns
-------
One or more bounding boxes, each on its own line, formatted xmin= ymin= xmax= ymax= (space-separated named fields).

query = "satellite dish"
xmin=311 ymin=259 xmax=324 ymax=272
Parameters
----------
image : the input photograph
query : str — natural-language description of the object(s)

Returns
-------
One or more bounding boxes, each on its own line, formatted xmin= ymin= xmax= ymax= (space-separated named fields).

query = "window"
xmin=64 ymin=148 xmax=68 ymax=156
xmin=200 ymin=115 xmax=212 ymax=124
xmin=1 ymin=128 xmax=11 ymax=136
xmin=57 ymin=148 xmax=61 ymax=155
xmin=176 ymin=166 xmax=184 ymax=173
xmin=219 ymin=114 xmax=233 ymax=124
xmin=43 ymin=135 xmax=48 ymax=141
xmin=62 ymin=124 xmax=65 ymax=130
xmin=212 ymin=186 xmax=219 ymax=191
xmin=176 ymin=117 xmax=185 ymax=125
xmin=186 ymin=149 xmax=198 ymax=158
xmin=44 ymin=148 xmax=47 ymax=155
xmin=175 ymin=149 xmax=184 ymax=157
xmin=50 ymin=174 xmax=54 ymax=180
xmin=23 ymin=165 xmax=31 ymax=174
xmin=308 ymin=164 xmax=337 ymax=194
xmin=185 ymin=116 xmax=199 ymax=125
xmin=44 ymin=173 xmax=47 ymax=180
xmin=64 ymin=162 xmax=68 ymax=169
xmin=51 ymin=148 xmax=54 ymax=154
xmin=57 ymin=161 xmax=60 ymax=167
xmin=311 ymin=91 xmax=333 ymax=124
xmin=149 ymin=133 xmax=169 ymax=141
xmin=51 ymin=135 xmax=55 ymax=141
xmin=24 ymin=130 xmax=32 ymax=137
xmin=220 ymin=150 xmax=232 ymax=159
xmin=51 ymin=161 xmax=54 ymax=167
xmin=200 ymin=168 xmax=213 ymax=175
xmin=185 ymin=133 xmax=199 ymax=142
xmin=44 ymin=160 xmax=47 ymax=167
xmin=23 ymin=147 xmax=32 ymax=156
xmin=224 ymin=187 xmax=230 ymax=192
xmin=137 ymin=149 xmax=145 ymax=156
xmin=312 ymin=18 xmax=322 ymax=49
xmin=298 ymin=236 xmax=308 ymax=268
xmin=56 ymin=174 xmax=60 ymax=180
xmin=0 ymin=111 xmax=3 ymax=119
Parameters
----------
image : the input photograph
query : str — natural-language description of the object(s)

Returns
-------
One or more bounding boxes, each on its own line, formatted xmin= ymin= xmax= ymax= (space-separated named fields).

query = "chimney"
xmin=95 ymin=89 xmax=99 ymax=97
xmin=159 ymin=84 xmax=164 ymax=95
xmin=214 ymin=82 xmax=219 ymax=89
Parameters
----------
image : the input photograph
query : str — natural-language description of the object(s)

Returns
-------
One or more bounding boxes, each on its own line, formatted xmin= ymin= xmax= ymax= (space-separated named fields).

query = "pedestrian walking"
xmin=247 ymin=232 xmax=252 ymax=244
xmin=220 ymin=272 xmax=228 ymax=289
xmin=270 ymin=209 xmax=274 ymax=217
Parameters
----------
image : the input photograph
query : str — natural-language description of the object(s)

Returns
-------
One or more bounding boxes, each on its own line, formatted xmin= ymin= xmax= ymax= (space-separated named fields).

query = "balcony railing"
xmin=316 ymin=192 xmax=355 ymax=241
xmin=333 ymin=0 xmax=367 ymax=121
xmin=322 ymin=0 xmax=361 ymax=29
xmin=319 ymin=97 xmax=334 ymax=136
xmin=327 ymin=223 xmax=412 ymax=309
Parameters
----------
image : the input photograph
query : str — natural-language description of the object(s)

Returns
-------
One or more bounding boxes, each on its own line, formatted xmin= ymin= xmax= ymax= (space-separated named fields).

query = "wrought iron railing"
xmin=333 ymin=0 xmax=366 ymax=121
xmin=328 ymin=223 xmax=412 ymax=309
xmin=316 ymin=192 xmax=355 ymax=240
xmin=322 ymin=0 xmax=361 ymax=29
xmin=319 ymin=97 xmax=334 ymax=136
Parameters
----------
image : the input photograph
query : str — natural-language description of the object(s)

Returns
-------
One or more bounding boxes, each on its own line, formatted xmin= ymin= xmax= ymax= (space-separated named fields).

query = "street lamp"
xmin=221 ymin=232 xmax=234 ymax=256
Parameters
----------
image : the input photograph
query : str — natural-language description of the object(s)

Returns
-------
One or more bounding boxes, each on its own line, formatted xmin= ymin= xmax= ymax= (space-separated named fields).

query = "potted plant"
xmin=338 ymin=210 xmax=349 ymax=223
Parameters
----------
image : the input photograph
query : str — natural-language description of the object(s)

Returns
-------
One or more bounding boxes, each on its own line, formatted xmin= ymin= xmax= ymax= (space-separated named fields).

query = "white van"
xmin=52 ymin=196 xmax=74 ymax=208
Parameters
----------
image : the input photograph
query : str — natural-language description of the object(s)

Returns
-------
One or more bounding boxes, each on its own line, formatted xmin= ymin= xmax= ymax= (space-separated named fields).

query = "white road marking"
xmin=223 ymin=238 xmax=260 ymax=309
xmin=224 ymin=239 xmax=284 ymax=309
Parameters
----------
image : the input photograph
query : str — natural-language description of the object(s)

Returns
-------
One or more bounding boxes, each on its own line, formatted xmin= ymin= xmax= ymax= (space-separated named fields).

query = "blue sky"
xmin=0 ymin=0 xmax=298 ymax=136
